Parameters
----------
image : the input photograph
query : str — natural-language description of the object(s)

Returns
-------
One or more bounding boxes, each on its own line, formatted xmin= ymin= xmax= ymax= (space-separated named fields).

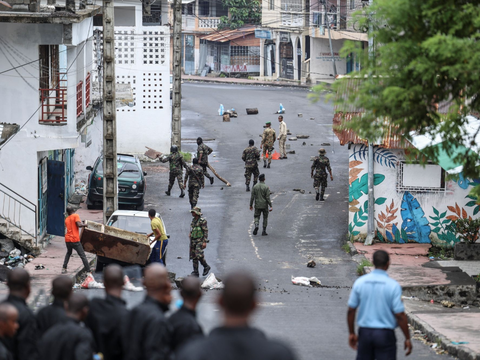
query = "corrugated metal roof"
xmin=199 ymin=26 xmax=256 ymax=43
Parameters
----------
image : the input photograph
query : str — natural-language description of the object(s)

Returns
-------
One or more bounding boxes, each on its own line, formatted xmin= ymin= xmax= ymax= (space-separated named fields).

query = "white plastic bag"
xmin=201 ymin=273 xmax=224 ymax=290
xmin=123 ymin=275 xmax=143 ymax=292
xmin=81 ymin=273 xmax=105 ymax=289
xmin=291 ymin=276 xmax=322 ymax=287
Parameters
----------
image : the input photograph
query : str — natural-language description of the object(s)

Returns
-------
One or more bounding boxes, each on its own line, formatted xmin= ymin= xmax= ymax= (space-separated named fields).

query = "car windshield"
xmin=107 ymin=215 xmax=152 ymax=234
xmin=96 ymin=161 xmax=140 ymax=179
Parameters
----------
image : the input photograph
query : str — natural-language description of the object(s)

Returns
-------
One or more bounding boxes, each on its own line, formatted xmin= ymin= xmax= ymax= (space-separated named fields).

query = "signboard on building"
xmin=255 ymin=29 xmax=272 ymax=40
xmin=316 ymin=52 xmax=341 ymax=61
xmin=221 ymin=64 xmax=260 ymax=73
xmin=280 ymin=32 xmax=290 ymax=42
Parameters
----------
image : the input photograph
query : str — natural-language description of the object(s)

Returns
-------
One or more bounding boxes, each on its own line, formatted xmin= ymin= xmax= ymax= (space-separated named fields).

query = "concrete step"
xmin=0 ymin=217 xmax=39 ymax=254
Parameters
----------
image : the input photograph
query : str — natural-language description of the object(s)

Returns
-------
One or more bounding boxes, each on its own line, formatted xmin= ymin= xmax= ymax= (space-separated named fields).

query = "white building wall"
xmin=348 ymin=145 xmax=480 ymax=248
xmin=0 ymin=19 xmax=98 ymax=237
xmin=96 ymin=1 xmax=171 ymax=155
xmin=310 ymin=37 xmax=346 ymax=82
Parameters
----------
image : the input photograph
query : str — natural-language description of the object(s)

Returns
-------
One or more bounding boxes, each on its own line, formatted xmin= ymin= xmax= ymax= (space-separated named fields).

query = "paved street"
xmin=81 ymin=83 xmax=452 ymax=359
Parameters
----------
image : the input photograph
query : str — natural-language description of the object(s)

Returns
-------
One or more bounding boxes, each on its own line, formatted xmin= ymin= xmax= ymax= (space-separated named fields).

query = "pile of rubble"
xmin=0 ymin=238 xmax=35 ymax=273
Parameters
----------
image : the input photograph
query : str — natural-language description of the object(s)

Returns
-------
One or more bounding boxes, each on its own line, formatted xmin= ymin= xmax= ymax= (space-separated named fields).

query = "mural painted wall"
xmin=348 ymin=145 xmax=480 ymax=248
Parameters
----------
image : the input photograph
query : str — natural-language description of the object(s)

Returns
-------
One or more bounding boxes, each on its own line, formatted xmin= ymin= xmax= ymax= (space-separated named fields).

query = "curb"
xmin=407 ymin=310 xmax=480 ymax=360
xmin=184 ymin=78 xmax=313 ymax=89
xmin=347 ymin=241 xmax=358 ymax=256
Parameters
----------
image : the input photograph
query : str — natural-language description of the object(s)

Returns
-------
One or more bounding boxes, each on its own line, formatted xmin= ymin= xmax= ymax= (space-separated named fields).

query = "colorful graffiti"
xmin=350 ymin=145 xmax=397 ymax=168
xmin=400 ymin=192 xmax=431 ymax=243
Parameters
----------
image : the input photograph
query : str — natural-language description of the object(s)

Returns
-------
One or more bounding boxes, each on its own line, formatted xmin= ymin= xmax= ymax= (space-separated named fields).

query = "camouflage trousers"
xmin=313 ymin=174 xmax=327 ymax=197
xmin=201 ymin=164 xmax=214 ymax=181
xmin=244 ymin=166 xmax=259 ymax=185
xmin=168 ymin=172 xmax=184 ymax=189
xmin=254 ymin=207 xmax=269 ymax=229
xmin=188 ymin=184 xmax=200 ymax=207
xmin=262 ymin=145 xmax=274 ymax=164
xmin=190 ymin=239 xmax=208 ymax=273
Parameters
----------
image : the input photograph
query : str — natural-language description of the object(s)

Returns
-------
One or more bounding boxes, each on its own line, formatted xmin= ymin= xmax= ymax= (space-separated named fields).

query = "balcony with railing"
xmin=198 ymin=17 xmax=221 ymax=29
xmin=39 ymin=87 xmax=67 ymax=124
xmin=76 ymin=80 xmax=83 ymax=118
xmin=182 ymin=15 xmax=196 ymax=30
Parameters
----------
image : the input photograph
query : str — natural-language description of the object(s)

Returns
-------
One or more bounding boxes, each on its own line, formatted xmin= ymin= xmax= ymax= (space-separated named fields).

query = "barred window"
xmin=230 ymin=46 xmax=260 ymax=66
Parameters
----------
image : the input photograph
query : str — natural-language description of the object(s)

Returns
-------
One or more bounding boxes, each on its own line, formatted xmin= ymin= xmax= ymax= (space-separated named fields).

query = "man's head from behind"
xmin=181 ymin=276 xmax=202 ymax=308
xmin=66 ymin=293 xmax=89 ymax=322
xmin=66 ymin=206 xmax=75 ymax=216
xmin=144 ymin=263 xmax=172 ymax=305
xmin=148 ymin=208 xmax=156 ymax=219
xmin=259 ymin=174 xmax=265 ymax=182
xmin=249 ymin=139 xmax=254 ymax=146
xmin=104 ymin=264 xmax=125 ymax=296
xmin=373 ymin=250 xmax=390 ymax=270
xmin=7 ymin=268 xmax=30 ymax=299
xmin=0 ymin=303 xmax=19 ymax=338
xmin=51 ymin=276 xmax=73 ymax=302
xmin=219 ymin=271 xmax=257 ymax=324
xmin=193 ymin=158 xmax=199 ymax=165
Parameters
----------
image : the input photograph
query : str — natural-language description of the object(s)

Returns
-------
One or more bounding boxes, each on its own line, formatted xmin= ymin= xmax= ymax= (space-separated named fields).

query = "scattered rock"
xmin=288 ymin=137 xmax=297 ymax=141
xmin=440 ymin=300 xmax=455 ymax=308
xmin=297 ymin=113 xmax=303 ymax=117
xmin=310 ymin=117 xmax=315 ymax=120
xmin=220 ymin=187 xmax=224 ymax=190
xmin=302 ymin=142 xmax=306 ymax=146
xmin=177 ymin=256 xmax=182 ymax=259
xmin=287 ymin=132 xmax=292 ymax=135
xmin=321 ymin=142 xmax=331 ymax=146
xmin=307 ymin=260 xmax=316 ymax=268
xmin=297 ymin=135 xmax=310 ymax=139
xmin=288 ymin=150 xmax=295 ymax=154
xmin=293 ymin=189 xmax=305 ymax=194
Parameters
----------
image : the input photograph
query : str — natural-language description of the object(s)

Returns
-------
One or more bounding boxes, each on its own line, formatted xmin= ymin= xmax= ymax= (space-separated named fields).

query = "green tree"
xmin=313 ymin=0 xmax=480 ymax=188
xmin=217 ymin=0 xmax=261 ymax=30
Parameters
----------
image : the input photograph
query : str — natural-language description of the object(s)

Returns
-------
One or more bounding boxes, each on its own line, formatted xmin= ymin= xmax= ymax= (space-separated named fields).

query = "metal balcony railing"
xmin=39 ymin=88 xmax=67 ymax=124
xmin=76 ymin=80 xmax=83 ymax=118
xmin=85 ymin=73 xmax=91 ymax=108
xmin=198 ymin=17 xmax=221 ymax=28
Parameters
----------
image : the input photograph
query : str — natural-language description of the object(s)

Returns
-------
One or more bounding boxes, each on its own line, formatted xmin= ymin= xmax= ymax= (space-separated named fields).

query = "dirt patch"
xmin=141 ymin=163 xmax=169 ymax=174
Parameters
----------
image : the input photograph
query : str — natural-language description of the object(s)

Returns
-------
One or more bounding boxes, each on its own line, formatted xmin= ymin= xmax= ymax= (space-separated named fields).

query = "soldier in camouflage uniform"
xmin=242 ymin=139 xmax=260 ymax=192
xmin=158 ymin=145 xmax=186 ymax=197
xmin=311 ymin=148 xmax=333 ymax=201
xmin=260 ymin=122 xmax=276 ymax=168
xmin=184 ymin=158 xmax=205 ymax=209
xmin=189 ymin=207 xmax=211 ymax=277
xmin=196 ymin=137 xmax=214 ymax=185
xmin=250 ymin=173 xmax=272 ymax=236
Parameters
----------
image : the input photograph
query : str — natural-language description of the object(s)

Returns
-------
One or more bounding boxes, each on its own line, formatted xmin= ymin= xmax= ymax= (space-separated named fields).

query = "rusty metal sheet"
xmin=81 ymin=221 xmax=151 ymax=265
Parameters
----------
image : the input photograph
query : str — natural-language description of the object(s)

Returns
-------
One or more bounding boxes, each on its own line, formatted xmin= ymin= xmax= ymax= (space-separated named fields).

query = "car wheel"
xmin=136 ymin=200 xmax=145 ymax=211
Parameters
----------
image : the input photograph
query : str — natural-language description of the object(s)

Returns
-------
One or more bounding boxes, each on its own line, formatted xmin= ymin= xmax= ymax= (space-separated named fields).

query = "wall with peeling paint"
xmin=348 ymin=144 xmax=480 ymax=248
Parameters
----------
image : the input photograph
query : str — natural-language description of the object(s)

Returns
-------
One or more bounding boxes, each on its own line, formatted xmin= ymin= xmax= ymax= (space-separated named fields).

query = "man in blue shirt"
xmin=347 ymin=250 xmax=412 ymax=359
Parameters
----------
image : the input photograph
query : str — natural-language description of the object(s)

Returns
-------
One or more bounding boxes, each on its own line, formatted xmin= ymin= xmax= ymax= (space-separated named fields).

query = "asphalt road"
xmin=80 ymin=83 xmax=452 ymax=360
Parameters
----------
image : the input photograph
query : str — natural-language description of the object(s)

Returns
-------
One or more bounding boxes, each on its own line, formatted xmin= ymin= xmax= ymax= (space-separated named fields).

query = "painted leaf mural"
xmin=350 ymin=145 xmax=397 ymax=168
xmin=400 ymin=192 xmax=431 ymax=243
xmin=429 ymin=206 xmax=459 ymax=246
xmin=349 ymin=173 xmax=386 ymax=202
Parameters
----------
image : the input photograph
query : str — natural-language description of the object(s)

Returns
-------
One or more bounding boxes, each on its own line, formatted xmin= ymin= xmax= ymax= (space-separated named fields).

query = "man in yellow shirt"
xmin=147 ymin=209 xmax=168 ymax=266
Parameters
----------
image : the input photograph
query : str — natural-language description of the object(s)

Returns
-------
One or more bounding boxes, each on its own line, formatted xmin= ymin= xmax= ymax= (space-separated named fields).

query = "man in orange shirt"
xmin=62 ymin=206 xmax=91 ymax=274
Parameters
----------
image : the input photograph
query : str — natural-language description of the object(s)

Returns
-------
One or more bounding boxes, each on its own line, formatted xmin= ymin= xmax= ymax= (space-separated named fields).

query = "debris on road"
xmin=307 ymin=260 xmax=316 ymax=268
xmin=288 ymin=150 xmax=295 ymax=154
xmin=201 ymin=273 xmax=224 ymax=290
xmin=298 ymin=113 xmax=303 ymax=117
xmin=35 ymin=265 xmax=45 ymax=270
xmin=275 ymin=103 xmax=285 ymax=114
xmin=223 ymin=113 xmax=230 ymax=122
xmin=293 ymin=189 xmax=305 ymax=194
xmin=246 ymin=108 xmax=258 ymax=115
xmin=224 ymin=109 xmax=237 ymax=118
xmin=297 ymin=135 xmax=310 ymax=139
xmin=289 ymin=137 xmax=297 ymax=141
xmin=291 ymin=276 xmax=322 ymax=287
xmin=302 ymin=142 xmax=306 ymax=146
xmin=81 ymin=273 xmax=104 ymax=289
xmin=441 ymin=300 xmax=455 ymax=308
xmin=321 ymin=143 xmax=330 ymax=146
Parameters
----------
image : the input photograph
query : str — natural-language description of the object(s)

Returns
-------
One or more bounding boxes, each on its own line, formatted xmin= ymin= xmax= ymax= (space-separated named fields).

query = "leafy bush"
xmin=453 ymin=218 xmax=480 ymax=244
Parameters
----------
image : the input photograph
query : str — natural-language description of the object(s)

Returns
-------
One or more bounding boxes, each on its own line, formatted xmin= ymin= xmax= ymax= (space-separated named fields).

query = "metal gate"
xmin=38 ymin=158 xmax=48 ymax=237
xmin=47 ymin=160 xmax=65 ymax=236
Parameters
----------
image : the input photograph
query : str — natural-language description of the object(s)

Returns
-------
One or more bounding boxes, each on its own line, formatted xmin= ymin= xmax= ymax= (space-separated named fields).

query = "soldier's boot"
xmin=320 ymin=187 xmax=325 ymax=201
xmin=262 ymin=228 xmax=268 ymax=236
xmin=315 ymin=188 xmax=320 ymax=201
xmin=191 ymin=261 xmax=200 ymax=277
xmin=179 ymin=187 xmax=185 ymax=198
xmin=165 ymin=185 xmax=172 ymax=196
xmin=263 ymin=160 xmax=267 ymax=168
xmin=253 ymin=226 xmax=259 ymax=235
xmin=267 ymin=162 xmax=271 ymax=168
xmin=201 ymin=259 xmax=211 ymax=276
xmin=210 ymin=176 xmax=214 ymax=185
xmin=246 ymin=184 xmax=250 ymax=192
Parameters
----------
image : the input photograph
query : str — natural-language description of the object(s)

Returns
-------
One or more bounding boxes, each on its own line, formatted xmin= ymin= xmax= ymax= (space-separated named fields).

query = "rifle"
xmin=184 ymin=165 xmax=203 ymax=187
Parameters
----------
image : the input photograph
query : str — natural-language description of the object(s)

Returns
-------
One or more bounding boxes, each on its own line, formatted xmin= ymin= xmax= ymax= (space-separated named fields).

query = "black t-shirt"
xmin=177 ymin=326 xmax=297 ymax=360
xmin=168 ymin=306 xmax=204 ymax=353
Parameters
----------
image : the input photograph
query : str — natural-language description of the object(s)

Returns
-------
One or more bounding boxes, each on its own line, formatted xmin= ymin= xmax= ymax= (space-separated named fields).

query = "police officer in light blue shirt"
xmin=347 ymin=250 xmax=412 ymax=360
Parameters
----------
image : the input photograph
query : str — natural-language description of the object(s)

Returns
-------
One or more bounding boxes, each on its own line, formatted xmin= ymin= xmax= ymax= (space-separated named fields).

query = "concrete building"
xmin=92 ymin=0 xmax=171 ymax=155
xmin=259 ymin=0 xmax=367 ymax=83
xmin=0 ymin=0 xmax=101 ymax=250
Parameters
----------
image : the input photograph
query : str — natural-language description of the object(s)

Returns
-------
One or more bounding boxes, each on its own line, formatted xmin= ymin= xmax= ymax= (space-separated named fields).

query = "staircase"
xmin=0 ymin=183 xmax=43 ymax=255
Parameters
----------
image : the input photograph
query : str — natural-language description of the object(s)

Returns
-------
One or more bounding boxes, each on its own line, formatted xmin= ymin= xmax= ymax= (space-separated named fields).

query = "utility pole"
xmin=171 ymin=0 xmax=182 ymax=149
xmin=102 ymin=0 xmax=118 ymax=224
xmin=94 ymin=29 xmax=102 ymax=87
xmin=323 ymin=1 xmax=337 ymax=77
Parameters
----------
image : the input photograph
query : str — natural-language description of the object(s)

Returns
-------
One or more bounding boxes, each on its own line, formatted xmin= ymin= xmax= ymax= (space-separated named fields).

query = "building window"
xmin=269 ymin=0 xmax=274 ymax=10
xmin=397 ymin=162 xmax=446 ymax=193
xmin=199 ymin=1 xmax=210 ymax=16
xmin=182 ymin=3 xmax=195 ymax=15
xmin=281 ymin=0 xmax=302 ymax=12
xmin=143 ymin=3 xmax=162 ymax=26
xmin=350 ymin=0 xmax=355 ymax=10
